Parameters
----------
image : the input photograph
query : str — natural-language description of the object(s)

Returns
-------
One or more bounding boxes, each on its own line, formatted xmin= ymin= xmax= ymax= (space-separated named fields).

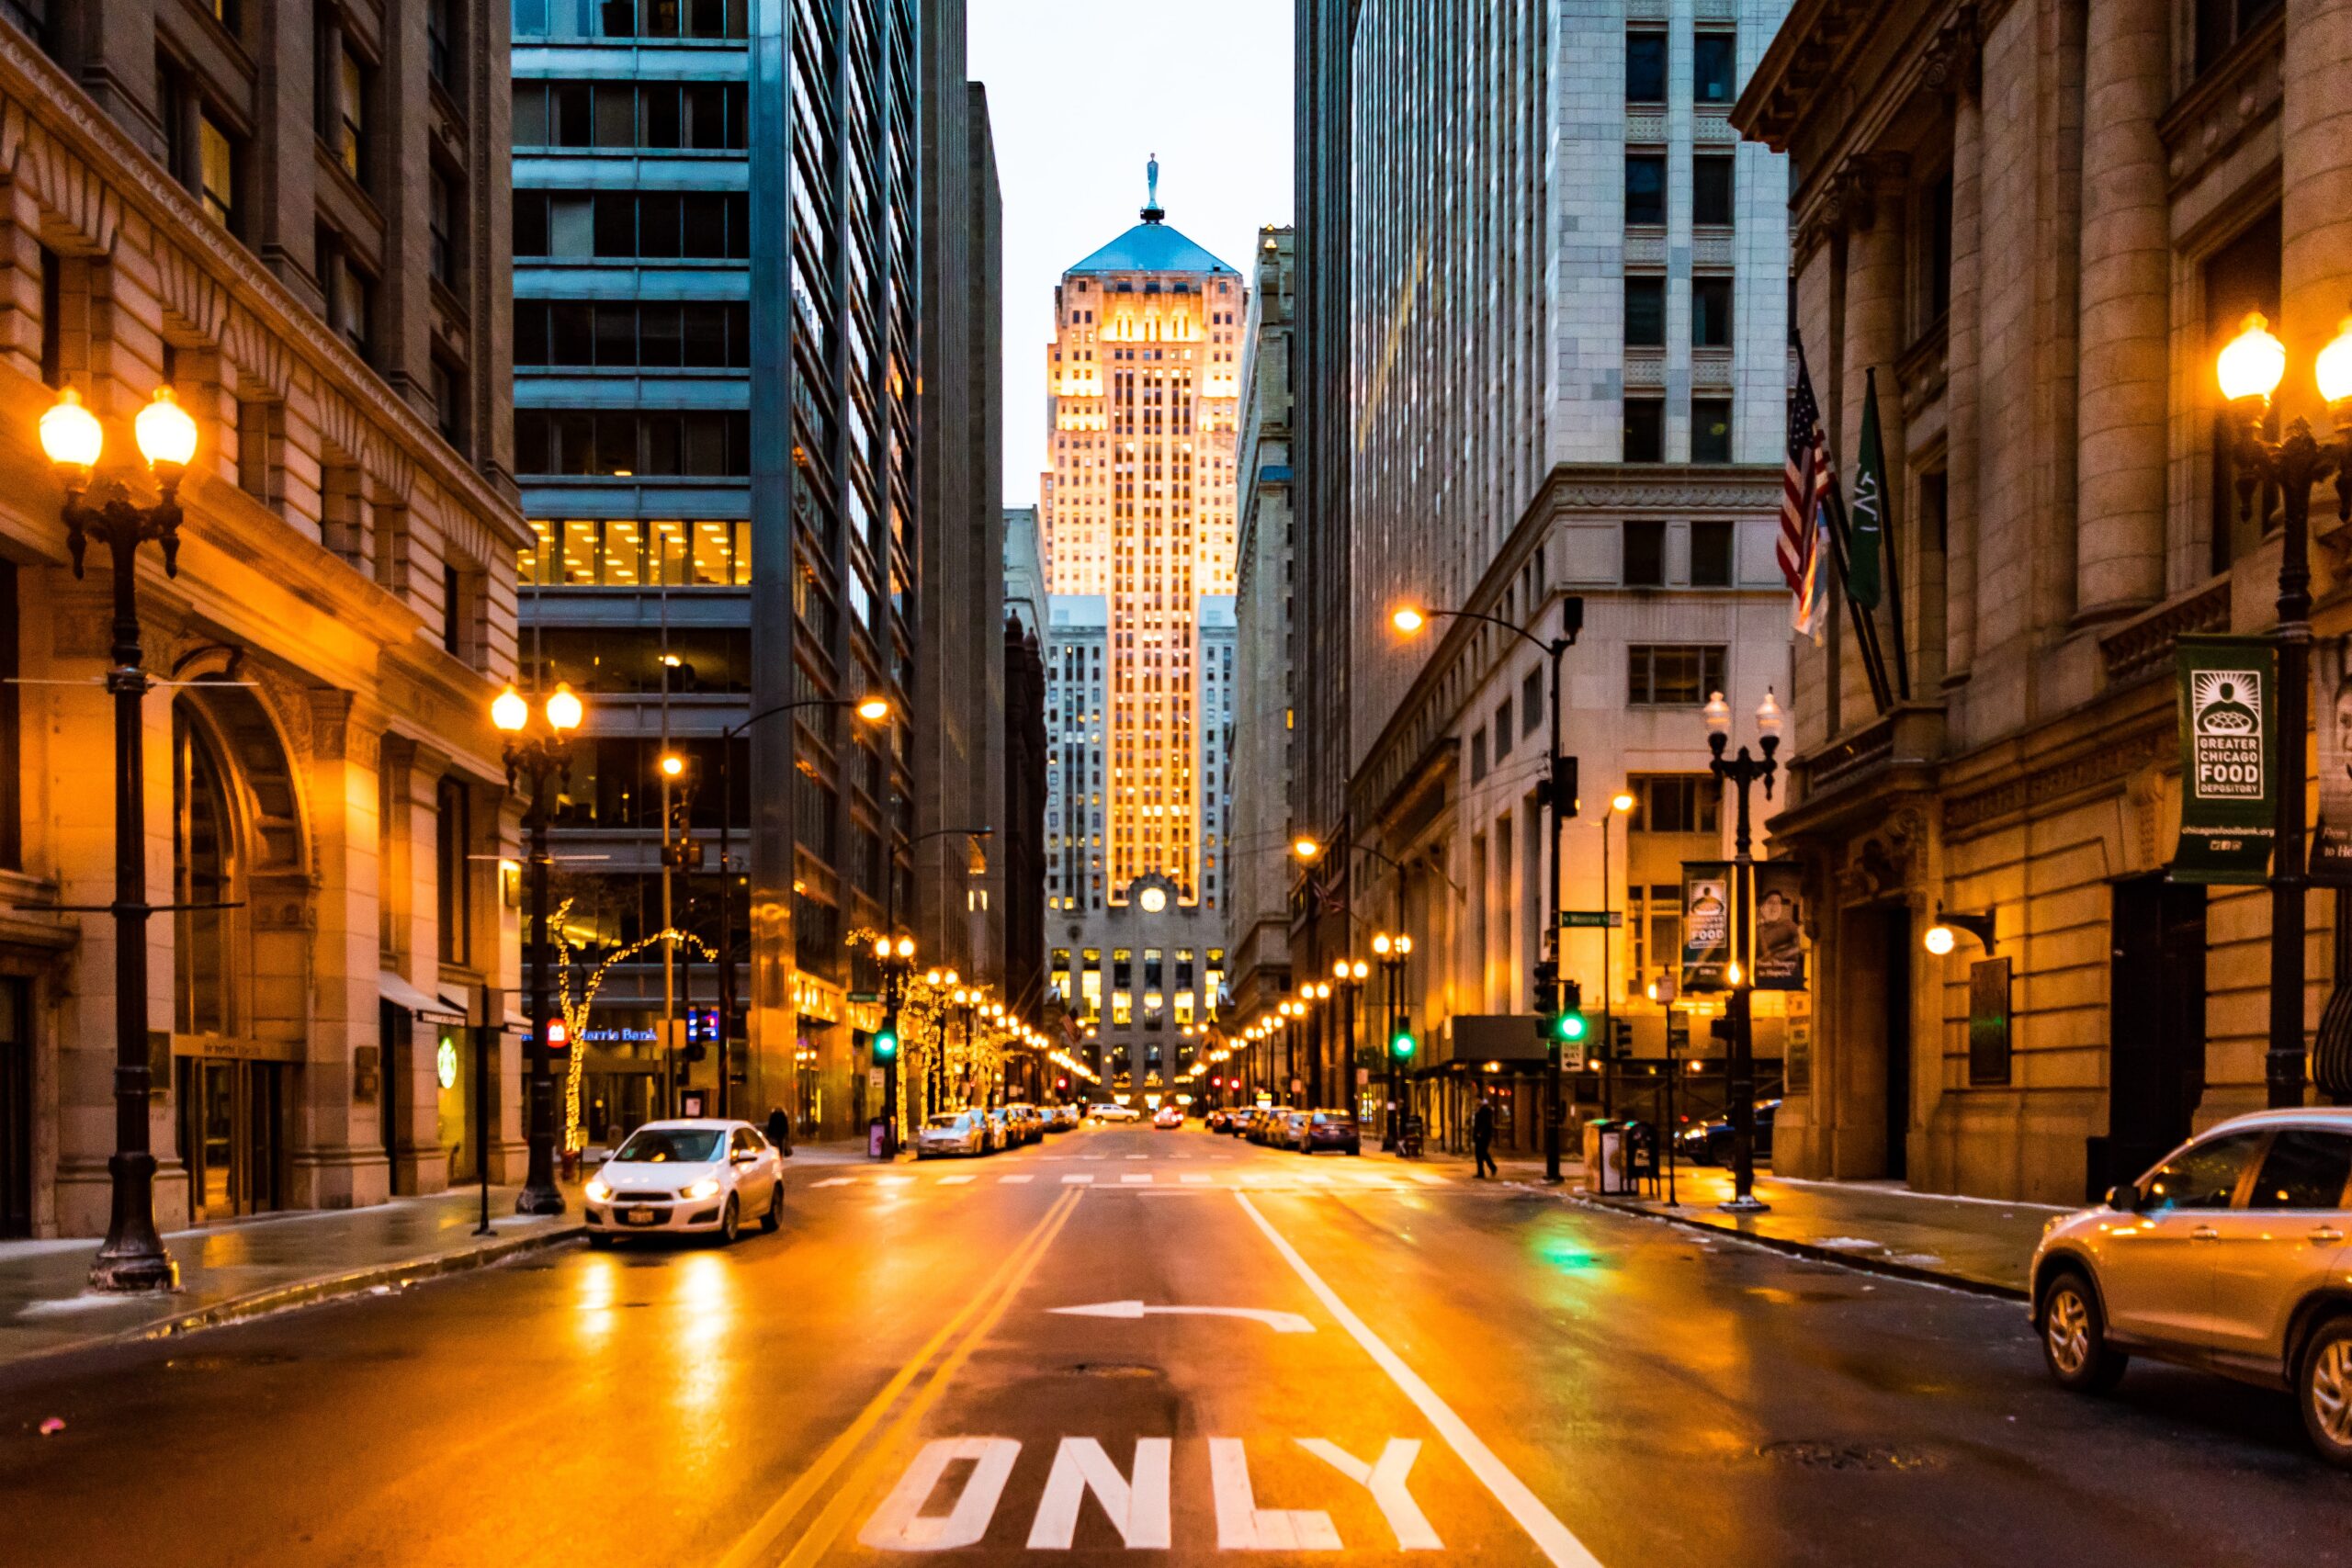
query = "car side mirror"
xmin=2105 ymin=1182 xmax=2141 ymax=1213
xmin=733 ymin=1149 xmax=759 ymax=1165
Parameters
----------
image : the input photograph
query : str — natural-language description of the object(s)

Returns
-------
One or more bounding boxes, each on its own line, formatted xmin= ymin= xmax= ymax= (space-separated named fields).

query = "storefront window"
xmin=173 ymin=706 xmax=233 ymax=1036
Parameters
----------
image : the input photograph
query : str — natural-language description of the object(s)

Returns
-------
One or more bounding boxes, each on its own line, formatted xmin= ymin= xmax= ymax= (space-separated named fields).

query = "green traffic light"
xmin=1389 ymin=1030 xmax=1416 ymax=1059
xmin=1553 ymin=1011 xmax=1588 ymax=1043
xmin=875 ymin=1026 xmax=900 ymax=1062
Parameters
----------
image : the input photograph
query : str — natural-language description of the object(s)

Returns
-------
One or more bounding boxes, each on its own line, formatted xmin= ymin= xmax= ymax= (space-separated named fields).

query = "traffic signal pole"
xmin=1544 ymin=626 xmax=1569 ymax=1185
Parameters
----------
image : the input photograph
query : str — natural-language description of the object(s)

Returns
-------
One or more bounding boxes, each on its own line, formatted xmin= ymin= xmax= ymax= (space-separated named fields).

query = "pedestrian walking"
xmin=1472 ymin=1098 xmax=1498 ymax=1179
xmin=764 ymin=1105 xmax=794 ymax=1157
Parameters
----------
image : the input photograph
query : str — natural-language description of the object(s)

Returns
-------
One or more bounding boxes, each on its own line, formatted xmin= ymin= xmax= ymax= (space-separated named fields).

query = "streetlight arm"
xmin=723 ymin=694 xmax=865 ymax=742
xmin=1418 ymin=604 xmax=1564 ymax=658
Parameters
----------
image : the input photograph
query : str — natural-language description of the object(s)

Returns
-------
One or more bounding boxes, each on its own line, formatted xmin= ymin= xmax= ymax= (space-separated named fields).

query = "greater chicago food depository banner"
xmin=2171 ymin=635 xmax=2277 ymax=886
xmin=1679 ymin=863 xmax=1731 ymax=992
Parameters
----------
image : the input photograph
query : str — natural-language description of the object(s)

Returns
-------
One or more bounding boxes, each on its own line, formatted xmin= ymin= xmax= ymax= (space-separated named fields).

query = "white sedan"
xmin=584 ymin=1119 xmax=783 ymax=1246
xmin=1088 ymin=1102 xmax=1142 ymax=1122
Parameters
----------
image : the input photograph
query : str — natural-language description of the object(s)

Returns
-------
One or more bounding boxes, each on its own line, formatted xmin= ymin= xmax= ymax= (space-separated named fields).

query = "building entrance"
xmin=2099 ymin=875 xmax=2207 ymax=1199
xmin=0 ymin=977 xmax=28 ymax=1237
xmin=175 ymin=1056 xmax=285 ymax=1222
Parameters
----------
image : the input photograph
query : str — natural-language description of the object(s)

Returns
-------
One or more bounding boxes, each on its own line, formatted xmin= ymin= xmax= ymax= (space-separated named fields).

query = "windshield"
xmin=613 ymin=1128 xmax=722 ymax=1164
xmin=925 ymin=1112 xmax=972 ymax=1129
xmin=1313 ymin=1113 xmax=1352 ymax=1126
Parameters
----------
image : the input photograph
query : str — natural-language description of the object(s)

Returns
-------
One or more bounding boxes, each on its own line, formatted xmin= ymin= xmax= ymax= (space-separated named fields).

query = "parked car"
xmin=1273 ymin=1111 xmax=1314 ymax=1151
xmin=1090 ymin=1102 xmax=1142 ymax=1122
xmin=1249 ymin=1108 xmax=1287 ymax=1145
xmin=2030 ymin=1107 xmax=2352 ymax=1468
xmin=1043 ymin=1104 xmax=1080 ymax=1133
xmin=1152 ymin=1104 xmax=1183 ymax=1130
xmin=1205 ymin=1109 xmax=1235 ymax=1134
xmin=583 ymin=1119 xmax=782 ymax=1246
xmin=915 ymin=1110 xmax=990 ymax=1158
xmin=1673 ymin=1100 xmax=1781 ymax=1166
xmin=1004 ymin=1104 xmax=1046 ymax=1145
xmin=1301 ymin=1111 xmax=1362 ymax=1156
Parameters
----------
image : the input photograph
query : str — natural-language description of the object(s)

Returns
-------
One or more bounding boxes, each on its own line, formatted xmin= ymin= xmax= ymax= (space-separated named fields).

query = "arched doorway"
xmin=167 ymin=683 xmax=308 ymax=1221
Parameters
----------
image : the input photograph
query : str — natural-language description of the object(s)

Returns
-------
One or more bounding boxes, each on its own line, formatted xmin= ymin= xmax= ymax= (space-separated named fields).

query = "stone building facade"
xmin=0 ymin=4 xmax=527 ymax=1237
xmin=1282 ymin=0 xmax=1797 ymax=1119
xmin=1736 ymin=0 xmax=2349 ymax=1201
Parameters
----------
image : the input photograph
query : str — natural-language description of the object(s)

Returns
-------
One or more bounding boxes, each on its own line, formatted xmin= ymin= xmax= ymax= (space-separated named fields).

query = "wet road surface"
xmin=2 ymin=1124 xmax=2344 ymax=1566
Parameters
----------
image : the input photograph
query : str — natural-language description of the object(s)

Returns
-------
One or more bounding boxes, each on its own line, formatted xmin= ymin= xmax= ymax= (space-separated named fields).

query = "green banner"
xmin=1849 ymin=370 xmax=1887 ymax=609
xmin=2172 ymin=635 xmax=2277 ymax=885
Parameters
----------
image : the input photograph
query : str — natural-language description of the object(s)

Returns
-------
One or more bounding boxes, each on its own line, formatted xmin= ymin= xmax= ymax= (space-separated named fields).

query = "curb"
xmin=1548 ymin=1188 xmax=2030 ymax=1303
xmin=6 ymin=1224 xmax=584 ymax=1371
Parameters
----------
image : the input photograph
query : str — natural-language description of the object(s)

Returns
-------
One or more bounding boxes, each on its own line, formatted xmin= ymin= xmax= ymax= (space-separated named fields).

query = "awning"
xmin=379 ymin=970 xmax=467 ymax=1026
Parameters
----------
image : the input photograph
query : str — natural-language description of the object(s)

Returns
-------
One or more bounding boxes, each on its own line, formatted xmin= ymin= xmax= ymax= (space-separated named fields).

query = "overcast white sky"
xmin=968 ymin=0 xmax=1295 ymax=506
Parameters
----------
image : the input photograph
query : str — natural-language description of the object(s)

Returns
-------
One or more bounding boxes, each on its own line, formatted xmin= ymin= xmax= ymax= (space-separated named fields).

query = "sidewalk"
xmin=0 ymin=1182 xmax=583 ymax=1371
xmin=1565 ymin=1164 xmax=2061 ymax=1298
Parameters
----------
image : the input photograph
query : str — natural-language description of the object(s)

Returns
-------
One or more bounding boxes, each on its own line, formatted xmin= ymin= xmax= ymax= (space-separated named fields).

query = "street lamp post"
xmin=1705 ymin=687 xmax=1782 ymax=1213
xmin=712 ymin=694 xmax=891 ymax=1134
xmin=494 ymin=679 xmax=588 ymax=1215
xmin=1393 ymin=597 xmax=1583 ymax=1182
xmin=43 ymin=386 xmax=200 ymax=1293
xmin=1602 ymin=791 xmax=1635 ymax=1120
xmin=1331 ymin=957 xmax=1367 ymax=1120
xmin=2216 ymin=311 xmax=2352 ymax=1109
xmin=1373 ymin=932 xmax=1413 ymax=1150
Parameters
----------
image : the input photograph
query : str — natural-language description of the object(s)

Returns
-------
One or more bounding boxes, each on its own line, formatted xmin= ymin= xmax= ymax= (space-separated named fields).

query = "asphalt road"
xmin=2 ymin=1123 xmax=2345 ymax=1567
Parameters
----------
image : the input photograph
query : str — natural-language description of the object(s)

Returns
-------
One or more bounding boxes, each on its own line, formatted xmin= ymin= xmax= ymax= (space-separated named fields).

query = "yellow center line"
xmin=772 ymin=1187 xmax=1087 ymax=1568
xmin=710 ymin=1188 xmax=1081 ymax=1568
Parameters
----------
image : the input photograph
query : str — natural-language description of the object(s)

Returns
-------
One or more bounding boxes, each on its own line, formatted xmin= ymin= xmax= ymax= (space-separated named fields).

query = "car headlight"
xmin=682 ymin=1178 xmax=721 ymax=1201
xmin=585 ymin=1178 xmax=612 ymax=1203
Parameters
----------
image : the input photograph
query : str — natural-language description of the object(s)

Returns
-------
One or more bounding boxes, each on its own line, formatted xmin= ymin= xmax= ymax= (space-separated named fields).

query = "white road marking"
xmin=1049 ymin=1299 xmax=1316 ymax=1334
xmin=1298 ymin=1438 xmax=1442 ymax=1550
xmin=999 ymin=1174 xmax=1035 ymax=1185
xmin=1062 ymin=1173 xmax=1095 ymax=1184
xmin=1209 ymin=1437 xmax=1340 ymax=1550
xmin=1235 ymin=1192 xmax=1602 ymax=1568
xmin=1024 ymin=1438 xmax=1172 ymax=1550
xmin=1409 ymin=1172 xmax=1447 ymax=1187
xmin=855 ymin=1436 xmax=1021 ymax=1551
xmin=939 ymin=1175 xmax=975 ymax=1186
xmin=1125 ymin=1154 xmax=1150 ymax=1160
xmin=813 ymin=1178 xmax=855 ymax=1188
xmin=1181 ymin=1173 xmax=1213 ymax=1186
xmin=876 ymin=1176 xmax=914 ymax=1187
xmin=1122 ymin=1173 xmax=1155 ymax=1184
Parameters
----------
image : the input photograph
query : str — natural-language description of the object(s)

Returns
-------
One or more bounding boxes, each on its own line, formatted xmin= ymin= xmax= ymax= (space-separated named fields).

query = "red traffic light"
xmin=546 ymin=1018 xmax=569 ymax=1053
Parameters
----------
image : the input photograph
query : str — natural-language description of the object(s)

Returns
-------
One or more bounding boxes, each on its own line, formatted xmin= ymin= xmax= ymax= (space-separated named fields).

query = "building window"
xmin=512 ymin=410 xmax=753 ymax=478
xmin=427 ymin=0 xmax=454 ymax=84
xmin=1693 ymin=32 xmax=1737 ymax=104
xmin=2197 ymin=0 xmax=2283 ymax=76
xmin=436 ymin=776 xmax=469 ymax=964
xmin=514 ymin=300 xmax=752 ymax=369
xmin=1470 ymin=728 xmax=1487 ymax=784
xmin=1624 ymin=276 xmax=1666 ymax=348
xmin=1692 ymin=399 xmax=1733 ymax=464
xmin=334 ymin=48 xmax=368 ymax=182
xmin=1693 ymin=155 xmax=1735 ymax=227
xmin=38 ymin=246 xmax=59 ymax=389
xmin=1624 ymin=154 xmax=1666 ymax=226
xmin=1626 ymin=29 xmax=1667 ymax=103
xmin=1690 ymin=520 xmax=1735 ymax=586
xmin=428 ymin=168 xmax=458 ymax=285
xmin=433 ymin=357 xmax=468 ymax=454
xmin=197 ymin=112 xmax=239 ymax=232
xmin=236 ymin=400 xmax=283 ymax=512
xmin=1521 ymin=670 xmax=1542 ymax=737
xmin=1623 ymin=398 xmax=1665 ymax=463
xmin=1626 ymin=774 xmax=1722 ymax=835
xmin=1692 ymin=277 xmax=1734 ymax=348
xmin=1493 ymin=701 xmax=1514 ymax=761
xmin=1623 ymin=521 xmax=1666 ymax=587
xmin=319 ymin=232 xmax=372 ymax=357
xmin=2207 ymin=207 xmax=2282 ymax=572
xmin=1628 ymin=645 xmax=1727 ymax=706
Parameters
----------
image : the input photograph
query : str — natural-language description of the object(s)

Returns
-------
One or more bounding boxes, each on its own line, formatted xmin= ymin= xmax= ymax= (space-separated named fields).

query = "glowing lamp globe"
xmin=492 ymin=684 xmax=530 ymax=733
xmin=1391 ymin=605 xmax=1427 ymax=636
xmin=855 ymin=696 xmax=892 ymax=723
xmin=40 ymin=389 xmax=103 ymax=472
xmin=2218 ymin=312 xmax=2287 ymax=404
xmin=545 ymin=682 xmax=584 ymax=732
xmin=2318 ymin=316 xmax=2352 ymax=408
xmin=134 ymin=387 xmax=198 ymax=469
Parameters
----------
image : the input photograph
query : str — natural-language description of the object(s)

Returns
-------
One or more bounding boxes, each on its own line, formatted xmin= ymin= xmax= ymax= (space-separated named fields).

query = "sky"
xmin=967 ymin=0 xmax=1295 ymax=507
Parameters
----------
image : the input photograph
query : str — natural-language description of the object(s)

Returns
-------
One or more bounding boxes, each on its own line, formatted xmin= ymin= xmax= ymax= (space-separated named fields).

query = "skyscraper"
xmin=1041 ymin=166 xmax=1238 ymax=1097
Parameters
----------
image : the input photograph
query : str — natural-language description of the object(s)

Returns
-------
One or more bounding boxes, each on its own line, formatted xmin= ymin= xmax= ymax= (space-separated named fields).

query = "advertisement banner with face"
xmin=1752 ymin=862 xmax=1805 ymax=989
xmin=1679 ymin=862 xmax=1731 ymax=993
xmin=2314 ymin=635 xmax=2352 ymax=885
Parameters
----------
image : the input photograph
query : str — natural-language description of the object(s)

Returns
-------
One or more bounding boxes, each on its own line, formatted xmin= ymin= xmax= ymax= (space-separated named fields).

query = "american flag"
xmin=1781 ymin=344 xmax=1834 ymax=639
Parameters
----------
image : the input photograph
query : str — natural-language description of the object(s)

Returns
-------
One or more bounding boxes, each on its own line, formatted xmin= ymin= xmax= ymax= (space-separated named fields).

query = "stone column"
xmin=2281 ymin=0 xmax=2352 ymax=399
xmin=292 ymin=689 xmax=390 ymax=1212
xmin=1943 ymin=36 xmax=1984 ymax=685
xmin=2072 ymin=0 xmax=2171 ymax=622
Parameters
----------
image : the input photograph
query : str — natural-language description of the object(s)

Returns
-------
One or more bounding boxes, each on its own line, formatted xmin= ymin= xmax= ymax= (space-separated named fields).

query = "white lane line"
xmin=999 ymin=1174 xmax=1035 ymax=1185
xmin=876 ymin=1176 xmax=914 ymax=1187
xmin=939 ymin=1175 xmax=976 ymax=1185
xmin=813 ymin=1178 xmax=855 ymax=1188
xmin=1234 ymin=1192 xmax=1603 ymax=1568
xmin=1062 ymin=1173 xmax=1095 ymax=1184
xmin=1121 ymin=1173 xmax=1155 ymax=1184
xmin=1125 ymin=1155 xmax=1150 ymax=1161
xmin=1181 ymin=1173 xmax=1214 ymax=1186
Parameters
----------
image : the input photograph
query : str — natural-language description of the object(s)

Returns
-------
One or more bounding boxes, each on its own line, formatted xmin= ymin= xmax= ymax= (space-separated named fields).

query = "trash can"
xmin=1583 ymin=1119 xmax=1633 ymax=1195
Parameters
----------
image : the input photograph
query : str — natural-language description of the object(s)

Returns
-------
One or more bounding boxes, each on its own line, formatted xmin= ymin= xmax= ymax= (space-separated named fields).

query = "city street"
xmin=3 ymin=1124 xmax=2342 ymax=1567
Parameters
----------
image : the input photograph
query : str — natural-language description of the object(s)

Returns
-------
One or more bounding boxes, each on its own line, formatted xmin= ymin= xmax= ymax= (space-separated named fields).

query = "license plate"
xmin=622 ymin=1207 xmax=662 ymax=1226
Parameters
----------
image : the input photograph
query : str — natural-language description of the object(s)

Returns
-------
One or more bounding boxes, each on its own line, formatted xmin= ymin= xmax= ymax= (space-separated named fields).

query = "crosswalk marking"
xmin=804 ymin=1168 xmax=1451 ymax=1192
xmin=1122 ymin=1173 xmax=1154 ymax=1184
xmin=999 ymin=1174 xmax=1035 ymax=1184
xmin=1063 ymin=1174 xmax=1094 ymax=1184
xmin=940 ymin=1175 xmax=975 ymax=1185
xmin=1181 ymin=1173 xmax=1212 ymax=1186
xmin=813 ymin=1178 xmax=855 ymax=1187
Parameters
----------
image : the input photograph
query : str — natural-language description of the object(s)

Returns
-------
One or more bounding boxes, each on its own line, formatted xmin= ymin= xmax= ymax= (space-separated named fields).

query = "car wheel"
xmin=715 ymin=1195 xmax=741 ymax=1247
xmin=760 ymin=1183 xmax=782 ymax=1234
xmin=2298 ymin=1315 xmax=2352 ymax=1469
xmin=2039 ymin=1268 xmax=2126 ymax=1393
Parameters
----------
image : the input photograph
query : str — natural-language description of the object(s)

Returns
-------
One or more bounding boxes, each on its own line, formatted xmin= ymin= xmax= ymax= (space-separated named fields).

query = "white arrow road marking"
xmin=1235 ymin=1193 xmax=1601 ymax=1567
xmin=1024 ymin=1438 xmax=1172 ymax=1550
xmin=855 ymin=1436 xmax=1020 ymax=1551
xmin=1297 ymin=1438 xmax=1442 ymax=1551
xmin=1047 ymin=1300 xmax=1315 ymax=1335
xmin=1209 ymin=1437 xmax=1341 ymax=1550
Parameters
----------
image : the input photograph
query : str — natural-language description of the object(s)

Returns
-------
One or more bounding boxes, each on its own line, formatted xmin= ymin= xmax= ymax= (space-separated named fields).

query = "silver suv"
xmin=2030 ymin=1107 xmax=2352 ymax=1467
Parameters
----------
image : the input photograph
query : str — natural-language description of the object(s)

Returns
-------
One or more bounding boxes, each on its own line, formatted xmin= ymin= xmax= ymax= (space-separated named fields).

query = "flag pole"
xmin=1821 ymin=484 xmax=1894 ymax=715
xmin=1863 ymin=369 xmax=1913 ymax=700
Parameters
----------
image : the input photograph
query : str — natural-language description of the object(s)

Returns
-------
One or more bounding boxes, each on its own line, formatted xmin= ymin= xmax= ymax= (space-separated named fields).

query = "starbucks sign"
xmin=2172 ymin=635 xmax=2277 ymax=885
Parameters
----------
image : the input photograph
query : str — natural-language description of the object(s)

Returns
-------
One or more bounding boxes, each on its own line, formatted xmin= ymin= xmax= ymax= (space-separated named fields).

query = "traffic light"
xmin=1546 ymin=979 xmax=1588 ymax=1045
xmin=1389 ymin=1024 xmax=1417 ymax=1060
xmin=874 ymin=1012 xmax=901 ymax=1063
xmin=1532 ymin=960 xmax=1560 ymax=1019
xmin=1611 ymin=1017 xmax=1634 ymax=1058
